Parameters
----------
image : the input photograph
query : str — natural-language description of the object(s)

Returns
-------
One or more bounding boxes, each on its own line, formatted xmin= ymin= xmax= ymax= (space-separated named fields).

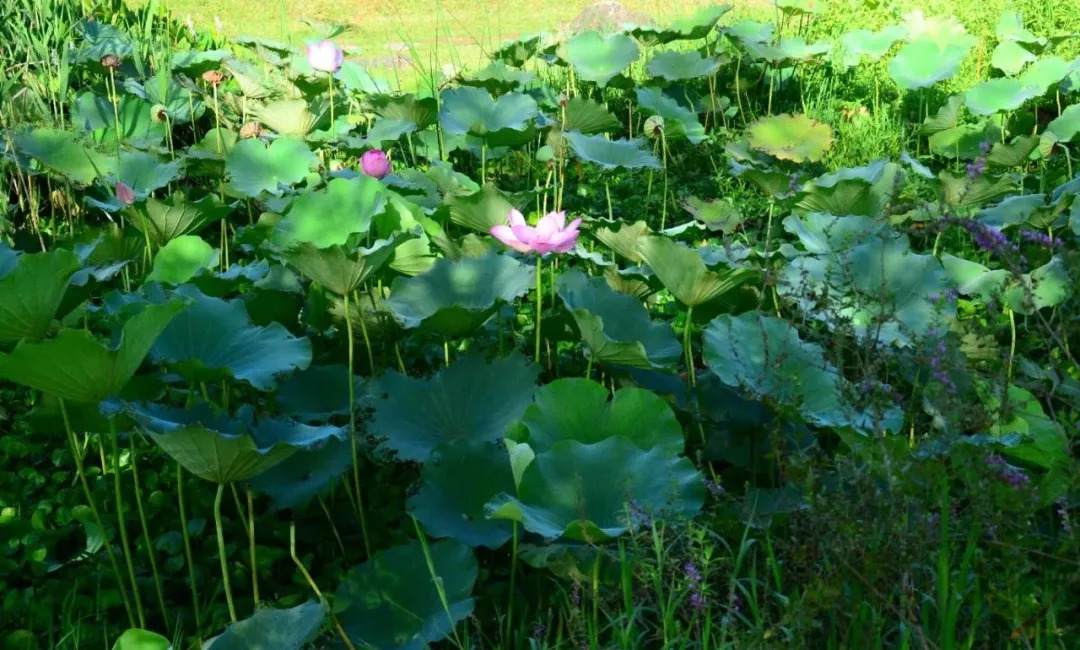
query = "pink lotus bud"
xmin=360 ymin=149 xmax=392 ymax=179
xmin=115 ymin=182 xmax=136 ymax=206
xmin=306 ymin=40 xmax=343 ymax=73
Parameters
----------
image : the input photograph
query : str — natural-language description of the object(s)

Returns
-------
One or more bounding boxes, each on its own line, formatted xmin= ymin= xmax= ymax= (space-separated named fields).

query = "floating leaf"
xmin=563 ymin=132 xmax=660 ymax=170
xmin=225 ymin=137 xmax=317 ymax=197
xmin=556 ymin=270 xmax=680 ymax=369
xmin=370 ymin=354 xmax=538 ymax=463
xmin=564 ymin=32 xmax=639 ymax=87
xmin=273 ymin=176 xmax=387 ymax=248
xmin=747 ymin=113 xmax=833 ymax=163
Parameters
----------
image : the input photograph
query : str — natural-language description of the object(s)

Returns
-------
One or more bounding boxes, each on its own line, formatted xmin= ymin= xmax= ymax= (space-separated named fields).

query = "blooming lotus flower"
xmin=115 ymin=182 xmax=135 ymax=206
xmin=361 ymin=149 xmax=391 ymax=179
xmin=307 ymin=40 xmax=343 ymax=73
xmin=491 ymin=209 xmax=581 ymax=255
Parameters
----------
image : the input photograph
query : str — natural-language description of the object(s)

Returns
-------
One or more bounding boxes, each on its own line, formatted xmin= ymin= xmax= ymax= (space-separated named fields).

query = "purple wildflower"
xmin=1058 ymin=500 xmax=1072 ymax=533
xmin=706 ymin=480 xmax=725 ymax=497
xmin=1019 ymin=229 xmax=1061 ymax=250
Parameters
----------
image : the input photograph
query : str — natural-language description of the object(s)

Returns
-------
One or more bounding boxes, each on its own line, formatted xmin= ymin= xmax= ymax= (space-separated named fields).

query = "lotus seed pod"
xmin=101 ymin=54 xmax=121 ymax=69
xmin=151 ymin=104 xmax=169 ymax=122
xmin=644 ymin=115 xmax=665 ymax=138
xmin=202 ymin=70 xmax=225 ymax=86
xmin=240 ymin=121 xmax=263 ymax=139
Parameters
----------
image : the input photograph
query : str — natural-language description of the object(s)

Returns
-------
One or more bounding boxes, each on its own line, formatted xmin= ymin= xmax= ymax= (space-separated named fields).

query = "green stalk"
xmin=352 ymin=290 xmax=376 ymax=376
xmin=328 ymin=71 xmax=336 ymax=139
xmin=108 ymin=418 xmax=145 ymax=627
xmin=213 ymin=484 xmax=237 ymax=622
xmin=605 ymin=181 xmax=613 ymax=221
xmin=60 ymin=399 xmax=135 ymax=628
xmin=534 ymin=257 xmax=543 ymax=364
xmin=107 ymin=67 xmax=122 ymax=161
xmin=505 ymin=521 xmax=519 ymax=644
xmin=342 ymin=292 xmax=372 ymax=558
xmin=177 ymin=463 xmax=203 ymax=640
xmin=247 ymin=485 xmax=259 ymax=605
xmin=130 ymin=435 xmax=168 ymax=633
xmin=1006 ymin=308 xmax=1016 ymax=384
xmin=683 ymin=306 xmax=696 ymax=389
xmin=660 ymin=130 xmax=669 ymax=230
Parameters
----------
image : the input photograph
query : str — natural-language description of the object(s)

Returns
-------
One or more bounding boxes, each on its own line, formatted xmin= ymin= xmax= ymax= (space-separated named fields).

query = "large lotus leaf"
xmin=205 ymin=601 xmax=326 ymax=649
xmin=995 ymin=10 xmax=1043 ymax=45
xmin=562 ymin=97 xmax=621 ymax=134
xmin=0 ymin=249 xmax=82 ymax=343
xmin=255 ymin=98 xmax=327 ymax=138
xmin=493 ymin=34 xmax=543 ymax=66
xmin=975 ymin=194 xmax=1048 ymax=229
xmin=129 ymin=403 xmax=296 ymax=483
xmin=0 ymin=302 xmax=185 ymax=403
xmin=796 ymin=160 xmax=897 ymax=217
xmin=941 ymin=254 xmax=1008 ymax=302
xmin=703 ymin=313 xmax=900 ymax=433
xmin=928 ymin=123 xmax=1001 ymax=160
xmin=748 ymin=114 xmax=833 ymax=163
xmin=556 ymin=270 xmax=679 ymax=369
xmin=630 ymin=4 xmax=730 ymax=46
xmin=123 ymin=75 xmax=205 ymax=124
xmin=225 ymin=138 xmax=317 ymax=197
xmin=486 ymin=437 xmax=704 ymax=542
xmin=439 ymin=87 xmax=537 ymax=145
xmin=72 ymin=93 xmax=166 ymax=148
xmin=250 ymin=435 xmax=352 ymax=510
xmin=991 ymin=41 xmax=1037 ymax=76
xmin=637 ymin=236 xmax=755 ymax=307
xmin=440 ymin=184 xmax=516 ymax=233
xmin=564 ymin=32 xmax=639 ymax=87
xmin=466 ymin=61 xmax=536 ymax=93
xmin=1047 ymin=104 xmax=1080 ymax=143
xmin=563 ymin=132 xmax=660 ymax=170
xmin=112 ymin=629 xmax=171 ymax=650
xmin=276 ymin=364 xmax=361 ymax=422
xmin=964 ymin=79 xmax=1039 ymax=116
xmin=724 ymin=20 xmax=774 ymax=47
xmin=385 ymin=253 xmax=533 ymax=337
xmin=646 ymin=51 xmax=721 ymax=82
xmin=335 ymin=539 xmax=477 ymax=650
xmin=940 ymin=170 xmax=1020 ymax=207
xmin=515 ymin=377 xmax=684 ymax=455
xmin=635 ymin=88 xmax=705 ymax=144
xmin=781 ymin=213 xmax=881 ymax=255
xmin=152 ymin=287 xmax=311 ymax=391
xmin=129 ymin=193 xmax=233 ymax=246
xmin=919 ymin=95 xmax=965 ymax=138
xmin=369 ymin=354 xmax=538 ymax=463
xmin=107 ymin=152 xmax=182 ymax=199
xmin=987 ymin=135 xmax=1039 ymax=168
xmin=1019 ymin=57 xmax=1070 ymax=93
xmin=744 ymin=37 xmax=831 ymax=64
xmin=837 ymin=26 xmax=905 ymax=68
xmin=596 ymin=220 xmax=651 ymax=264
xmin=187 ymin=128 xmax=239 ymax=162
xmin=12 ymin=129 xmax=110 ymax=184
xmin=888 ymin=38 xmax=974 ymax=90
xmin=1004 ymin=257 xmax=1069 ymax=315
xmin=335 ymin=60 xmax=393 ymax=94
xmin=145 ymin=235 xmax=217 ymax=285
xmin=272 ymin=176 xmax=388 ymax=248
xmin=408 ymin=440 xmax=516 ymax=548
xmin=74 ymin=20 xmax=132 ymax=62
xmin=282 ymin=234 xmax=406 ymax=296
xmin=0 ymin=244 xmax=16 ymax=276
xmin=683 ymin=197 xmax=744 ymax=234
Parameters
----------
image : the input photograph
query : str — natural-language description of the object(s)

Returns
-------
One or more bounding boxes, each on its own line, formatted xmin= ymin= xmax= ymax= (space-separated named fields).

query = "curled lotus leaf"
xmin=837 ymin=26 xmax=905 ymax=68
xmin=747 ymin=114 xmax=834 ymax=163
xmin=964 ymin=79 xmax=1039 ymax=116
xmin=563 ymin=131 xmax=660 ymax=170
xmin=645 ymin=51 xmax=721 ymax=82
xmin=888 ymin=38 xmax=974 ymax=90
xmin=563 ymin=31 xmax=639 ymax=87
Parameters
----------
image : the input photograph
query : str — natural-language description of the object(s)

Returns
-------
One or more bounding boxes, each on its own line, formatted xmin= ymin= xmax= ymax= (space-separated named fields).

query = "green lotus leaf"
xmin=282 ymin=234 xmax=407 ymax=296
xmin=170 ymin=49 xmax=230 ymax=76
xmin=928 ymin=123 xmax=1000 ymax=160
xmin=635 ymin=88 xmax=705 ymax=144
xmin=225 ymin=137 xmax=318 ymax=198
xmin=272 ymin=176 xmax=388 ymax=248
xmin=564 ymin=31 xmax=639 ymax=87
xmin=975 ymin=194 xmax=1047 ymax=229
xmin=486 ymin=437 xmax=704 ymax=542
xmin=152 ymin=286 xmax=311 ymax=391
xmin=630 ymin=4 xmax=730 ymax=46
xmin=204 ymin=601 xmax=326 ymax=649
xmin=108 ymin=151 xmax=182 ymax=199
xmin=255 ymin=98 xmax=327 ymax=137
xmin=991 ymin=41 xmax=1037 ymax=76
xmin=556 ymin=270 xmax=680 ymax=369
xmin=0 ymin=249 xmax=82 ymax=343
xmin=683 ymin=196 xmax=744 ymax=234
xmin=123 ymin=74 xmax=205 ymax=124
xmin=888 ymin=38 xmax=974 ymax=90
xmin=918 ymin=95 xmax=963 ymax=136
xmin=494 ymin=34 xmax=543 ymax=66
xmin=385 ymin=253 xmax=533 ymax=336
xmin=250 ymin=434 xmax=352 ymax=510
xmin=187 ymin=128 xmax=239 ymax=161
xmin=335 ymin=539 xmax=477 ymax=650
xmin=1004 ymin=257 xmax=1069 ymax=315
xmin=112 ymin=629 xmax=171 ymax=650
xmin=466 ymin=61 xmax=536 ymax=92
xmin=72 ymin=93 xmax=166 ymax=149
xmin=987 ymin=135 xmax=1038 ymax=168
xmin=1047 ymin=104 xmax=1080 ymax=143
xmin=369 ymin=353 xmax=538 ymax=462
xmin=408 ymin=439 xmax=516 ymax=548
xmin=744 ymin=37 xmax=831 ymax=64
xmin=129 ymin=193 xmax=233 ymax=246
xmin=775 ymin=0 xmax=820 ymax=16
xmin=439 ymin=184 xmax=516 ymax=233
xmin=355 ymin=117 xmax=417 ymax=148
xmin=724 ymin=20 xmax=774 ymax=47
xmin=562 ymin=97 xmax=621 ymax=134
xmin=563 ymin=131 xmax=660 ymax=170
xmin=781 ymin=213 xmax=881 ymax=255
xmin=276 ymin=364 xmax=362 ymax=423
xmin=1018 ymin=56 xmax=1070 ymax=93
xmin=128 ymin=402 xmax=304 ymax=483
xmin=371 ymin=94 xmax=438 ymax=130
xmin=796 ymin=160 xmax=899 ymax=218
xmin=596 ymin=220 xmax=651 ymax=264
xmin=747 ymin=113 xmax=833 ymax=163
xmin=12 ymin=129 xmax=111 ymax=184
xmin=0 ymin=243 xmax=16 ymax=275
xmin=941 ymin=254 xmax=1008 ymax=302
xmin=145 ymin=235 xmax=217 ymax=285
xmin=438 ymin=87 xmax=537 ymax=145
xmin=637 ymin=235 xmax=755 ymax=307
xmin=335 ymin=60 xmax=393 ymax=94
xmin=0 ymin=301 xmax=186 ymax=403
xmin=703 ymin=313 xmax=900 ymax=432
xmin=515 ymin=377 xmax=684 ymax=454
xmin=837 ymin=25 xmax=905 ymax=68
xmin=995 ymin=10 xmax=1044 ymax=45
xmin=74 ymin=20 xmax=132 ymax=62
xmin=646 ymin=51 xmax=721 ymax=82
xmin=964 ymin=79 xmax=1039 ymax=116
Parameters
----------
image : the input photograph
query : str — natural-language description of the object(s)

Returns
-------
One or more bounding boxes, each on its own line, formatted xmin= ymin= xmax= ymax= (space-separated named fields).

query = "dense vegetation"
xmin=2 ymin=0 xmax=1080 ymax=648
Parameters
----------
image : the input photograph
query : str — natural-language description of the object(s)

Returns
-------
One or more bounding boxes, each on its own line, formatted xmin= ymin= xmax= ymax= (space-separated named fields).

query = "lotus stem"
xmin=213 ymin=483 xmax=237 ymax=622
xmin=585 ymin=353 xmax=593 ymax=379
xmin=328 ymin=71 xmax=336 ymax=139
xmin=506 ymin=520 xmax=519 ymax=644
xmin=107 ymin=67 xmax=122 ymax=161
xmin=660 ymin=130 xmax=669 ymax=231
xmin=352 ymin=291 xmax=376 ymax=376
xmin=1007 ymin=308 xmax=1016 ymax=384
xmin=605 ymin=181 xmax=613 ymax=221
xmin=130 ymin=434 xmax=168 ymax=633
xmin=177 ymin=462 xmax=203 ymax=639
xmin=59 ymin=399 xmax=136 ymax=628
xmin=106 ymin=418 xmax=146 ymax=627
xmin=481 ymin=142 xmax=487 ymax=185
xmin=247 ymin=485 xmax=259 ymax=605
xmin=443 ymin=339 xmax=451 ymax=367
xmin=342 ymin=292 xmax=372 ymax=558
xmin=412 ymin=517 xmax=465 ymax=649
xmin=535 ymin=256 xmax=543 ymax=365
xmin=683 ymin=305 xmax=696 ymax=389
xmin=290 ymin=523 xmax=358 ymax=650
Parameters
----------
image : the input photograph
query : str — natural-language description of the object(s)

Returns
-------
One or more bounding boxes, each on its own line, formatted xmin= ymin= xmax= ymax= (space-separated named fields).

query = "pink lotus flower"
xmin=306 ymin=40 xmax=343 ymax=73
xmin=361 ymin=149 xmax=391 ymax=179
xmin=491 ymin=209 xmax=581 ymax=255
xmin=115 ymin=182 xmax=135 ymax=206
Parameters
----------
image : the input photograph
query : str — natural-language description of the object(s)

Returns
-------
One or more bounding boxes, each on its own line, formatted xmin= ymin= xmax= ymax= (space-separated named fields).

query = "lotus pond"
xmin=2 ymin=0 xmax=1080 ymax=648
